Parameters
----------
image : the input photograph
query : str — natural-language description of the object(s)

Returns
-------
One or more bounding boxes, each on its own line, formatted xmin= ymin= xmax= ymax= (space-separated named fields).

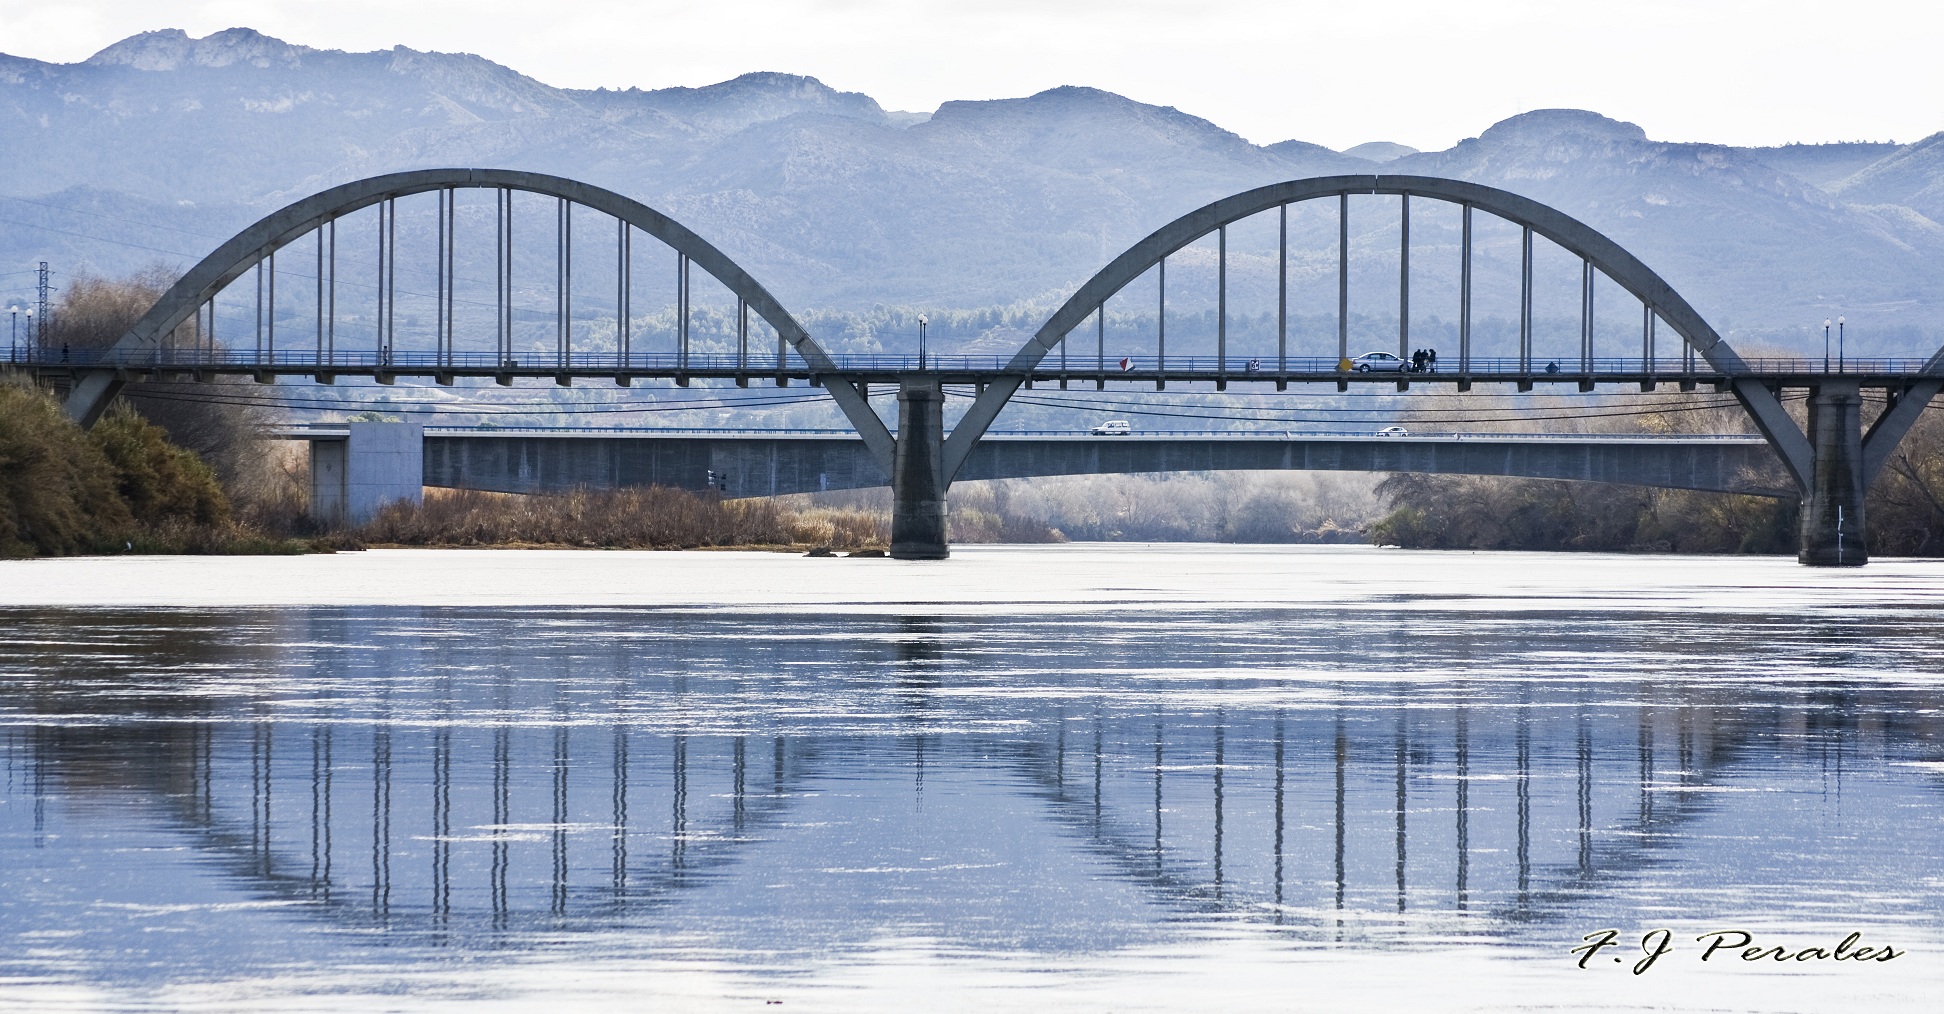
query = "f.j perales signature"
xmin=1573 ymin=929 xmax=1904 ymax=974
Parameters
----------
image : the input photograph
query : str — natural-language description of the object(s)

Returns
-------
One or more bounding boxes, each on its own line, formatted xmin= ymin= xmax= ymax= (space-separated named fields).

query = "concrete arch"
xmin=942 ymin=175 xmax=1809 ymax=487
xmin=62 ymin=168 xmax=892 ymax=467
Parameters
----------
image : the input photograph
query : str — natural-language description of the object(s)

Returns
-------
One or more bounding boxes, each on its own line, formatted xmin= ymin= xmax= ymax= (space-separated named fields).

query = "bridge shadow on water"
xmin=3 ymin=603 xmax=1943 ymax=980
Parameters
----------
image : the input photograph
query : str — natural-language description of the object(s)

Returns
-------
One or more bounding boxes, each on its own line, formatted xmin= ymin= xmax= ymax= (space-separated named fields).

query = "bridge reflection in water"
xmin=3 ymin=604 xmax=1939 ymax=956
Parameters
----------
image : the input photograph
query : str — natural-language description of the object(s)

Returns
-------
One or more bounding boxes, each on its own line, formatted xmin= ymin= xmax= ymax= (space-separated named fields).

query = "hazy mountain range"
xmin=2 ymin=27 xmax=1941 ymax=358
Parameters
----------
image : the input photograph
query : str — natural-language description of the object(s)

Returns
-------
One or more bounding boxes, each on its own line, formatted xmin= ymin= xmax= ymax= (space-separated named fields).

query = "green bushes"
xmin=0 ymin=381 xmax=133 ymax=556
xmin=91 ymin=404 xmax=230 ymax=526
xmin=0 ymin=380 xmax=265 ymax=558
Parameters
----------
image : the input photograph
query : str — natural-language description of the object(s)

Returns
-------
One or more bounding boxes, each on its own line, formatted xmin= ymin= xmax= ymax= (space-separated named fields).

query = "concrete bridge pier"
xmin=1799 ymin=381 xmax=1867 ymax=567
xmin=890 ymin=376 xmax=950 ymax=560
xmin=308 ymin=421 xmax=424 ymax=527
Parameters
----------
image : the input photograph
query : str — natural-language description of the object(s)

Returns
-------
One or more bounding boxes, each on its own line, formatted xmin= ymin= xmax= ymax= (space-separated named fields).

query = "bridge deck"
xmin=19 ymin=350 xmax=1937 ymax=389
xmin=282 ymin=426 xmax=1789 ymax=502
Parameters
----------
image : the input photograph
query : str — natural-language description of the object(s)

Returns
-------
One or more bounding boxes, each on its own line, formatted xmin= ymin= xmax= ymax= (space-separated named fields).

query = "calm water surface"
xmin=2 ymin=546 xmax=1942 ymax=1012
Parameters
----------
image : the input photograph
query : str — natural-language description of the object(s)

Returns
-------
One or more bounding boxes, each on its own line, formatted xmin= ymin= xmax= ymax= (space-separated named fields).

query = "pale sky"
xmin=0 ymin=0 xmax=1937 ymax=150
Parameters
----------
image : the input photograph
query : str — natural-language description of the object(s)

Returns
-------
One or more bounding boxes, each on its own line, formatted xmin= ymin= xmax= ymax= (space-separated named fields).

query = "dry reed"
xmin=360 ymin=486 xmax=890 ymax=550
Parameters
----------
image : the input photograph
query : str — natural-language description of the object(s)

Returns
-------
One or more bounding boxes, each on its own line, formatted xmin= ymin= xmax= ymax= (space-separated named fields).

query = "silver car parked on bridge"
xmin=1351 ymin=352 xmax=1410 ymax=373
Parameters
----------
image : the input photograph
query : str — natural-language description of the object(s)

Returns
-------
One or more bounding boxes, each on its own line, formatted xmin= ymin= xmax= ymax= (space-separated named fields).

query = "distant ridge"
xmin=1 ymin=29 xmax=1940 ymax=352
xmin=1341 ymin=141 xmax=1418 ymax=163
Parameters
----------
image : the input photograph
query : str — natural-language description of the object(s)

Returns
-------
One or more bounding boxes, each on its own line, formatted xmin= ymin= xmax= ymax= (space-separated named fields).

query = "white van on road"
xmin=1090 ymin=420 xmax=1132 ymax=436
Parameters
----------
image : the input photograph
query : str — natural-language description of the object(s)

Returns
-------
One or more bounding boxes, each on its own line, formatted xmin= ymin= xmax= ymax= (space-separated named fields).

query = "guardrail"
xmin=8 ymin=345 xmax=1936 ymax=377
xmin=269 ymin=423 xmax=1769 ymax=442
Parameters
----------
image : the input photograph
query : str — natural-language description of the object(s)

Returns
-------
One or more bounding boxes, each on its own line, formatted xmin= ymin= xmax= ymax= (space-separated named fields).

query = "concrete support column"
xmin=890 ymin=377 xmax=949 ymax=560
xmin=1799 ymin=381 xmax=1866 ymax=567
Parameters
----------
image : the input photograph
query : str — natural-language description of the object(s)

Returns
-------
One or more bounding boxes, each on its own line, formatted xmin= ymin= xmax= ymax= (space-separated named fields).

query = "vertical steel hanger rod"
xmin=1398 ymin=193 xmax=1410 ymax=361
xmin=1519 ymin=224 xmax=1533 ymax=374
xmin=1096 ymin=305 xmax=1105 ymax=375
xmin=254 ymin=260 xmax=264 ymax=361
xmin=1459 ymin=204 xmax=1471 ymax=375
xmin=678 ymin=253 xmax=690 ymax=370
xmin=1277 ymin=203 xmax=1287 ymax=373
xmin=1337 ymin=192 xmax=1349 ymax=366
xmin=1580 ymin=258 xmax=1593 ymax=372
xmin=1217 ymin=223 xmax=1227 ymax=376
xmin=1156 ymin=256 xmax=1166 ymax=384
xmin=316 ymin=227 xmax=324 ymax=362
xmin=385 ymin=198 xmax=397 ymax=362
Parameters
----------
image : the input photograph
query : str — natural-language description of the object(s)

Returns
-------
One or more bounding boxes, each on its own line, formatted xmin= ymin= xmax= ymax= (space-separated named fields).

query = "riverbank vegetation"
xmin=360 ymin=487 xmax=891 ymax=550
xmin=1369 ymin=475 xmax=1798 ymax=553
xmin=0 ymin=380 xmax=300 ymax=557
xmin=1368 ymin=390 xmax=1944 ymax=555
xmin=1866 ymin=404 xmax=1944 ymax=555
xmin=934 ymin=473 xmax=1377 ymax=543
xmin=356 ymin=482 xmax=1077 ymax=550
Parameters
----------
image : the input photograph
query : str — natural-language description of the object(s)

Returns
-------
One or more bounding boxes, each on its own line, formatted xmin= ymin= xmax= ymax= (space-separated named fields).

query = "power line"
xmin=0 ymin=215 xmax=204 ymax=261
xmin=977 ymin=388 xmax=1756 ymax=417
xmin=974 ymin=389 xmax=1774 ymax=424
xmin=124 ymin=385 xmax=849 ymax=415
xmin=0 ymin=194 xmax=228 ymax=242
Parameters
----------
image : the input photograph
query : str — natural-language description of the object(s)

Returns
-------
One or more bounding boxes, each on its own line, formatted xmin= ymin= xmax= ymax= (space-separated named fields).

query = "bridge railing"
xmin=271 ymin=422 xmax=1769 ymax=442
xmin=8 ymin=345 xmax=1930 ymax=377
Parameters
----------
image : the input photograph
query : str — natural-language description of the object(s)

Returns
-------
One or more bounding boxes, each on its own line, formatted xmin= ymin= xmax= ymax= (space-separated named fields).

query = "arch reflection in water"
xmin=3 ymin=603 xmax=1941 ymax=955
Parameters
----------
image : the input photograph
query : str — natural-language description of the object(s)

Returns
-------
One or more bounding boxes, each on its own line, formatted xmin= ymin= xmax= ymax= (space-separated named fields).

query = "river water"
xmin=1 ymin=545 xmax=1941 ymax=1012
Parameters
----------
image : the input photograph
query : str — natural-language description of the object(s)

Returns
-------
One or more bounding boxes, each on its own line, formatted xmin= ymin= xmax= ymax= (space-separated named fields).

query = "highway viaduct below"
xmin=290 ymin=423 xmax=1790 ymax=526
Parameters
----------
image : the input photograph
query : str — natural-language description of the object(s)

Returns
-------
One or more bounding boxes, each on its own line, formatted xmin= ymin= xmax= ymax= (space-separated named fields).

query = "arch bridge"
xmin=28 ymin=171 xmax=1943 ymax=566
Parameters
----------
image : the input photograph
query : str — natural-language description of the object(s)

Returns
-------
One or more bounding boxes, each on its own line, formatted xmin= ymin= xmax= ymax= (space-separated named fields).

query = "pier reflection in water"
xmin=3 ymin=599 xmax=1943 ymax=990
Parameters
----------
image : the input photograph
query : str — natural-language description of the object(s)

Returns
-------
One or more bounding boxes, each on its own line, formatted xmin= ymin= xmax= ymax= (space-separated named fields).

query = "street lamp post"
xmin=1823 ymin=318 xmax=1831 ymax=373
xmin=917 ymin=314 xmax=928 ymax=370
xmin=23 ymin=308 xmax=32 ymax=359
xmin=1838 ymin=316 xmax=1846 ymax=373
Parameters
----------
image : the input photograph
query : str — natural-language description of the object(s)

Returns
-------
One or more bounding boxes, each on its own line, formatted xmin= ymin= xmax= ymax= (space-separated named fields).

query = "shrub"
xmin=91 ymin=404 xmax=230 ymax=527
xmin=1369 ymin=472 xmax=1797 ymax=554
xmin=0 ymin=380 xmax=132 ymax=557
xmin=0 ymin=379 xmax=260 ymax=558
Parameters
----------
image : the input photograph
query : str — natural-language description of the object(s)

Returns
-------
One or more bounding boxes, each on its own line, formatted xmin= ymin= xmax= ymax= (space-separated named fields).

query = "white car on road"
xmin=1351 ymin=352 xmax=1410 ymax=373
xmin=1091 ymin=420 xmax=1132 ymax=436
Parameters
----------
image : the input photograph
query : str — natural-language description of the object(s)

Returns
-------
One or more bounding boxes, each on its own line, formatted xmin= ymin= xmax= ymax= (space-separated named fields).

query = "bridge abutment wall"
xmin=308 ymin=422 xmax=423 ymax=526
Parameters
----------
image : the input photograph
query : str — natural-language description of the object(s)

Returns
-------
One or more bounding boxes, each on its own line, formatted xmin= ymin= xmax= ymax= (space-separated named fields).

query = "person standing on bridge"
xmin=1428 ymin=348 xmax=1438 ymax=373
